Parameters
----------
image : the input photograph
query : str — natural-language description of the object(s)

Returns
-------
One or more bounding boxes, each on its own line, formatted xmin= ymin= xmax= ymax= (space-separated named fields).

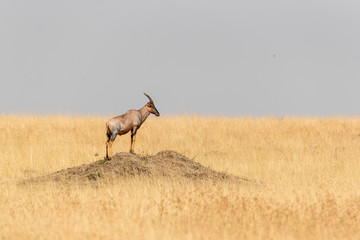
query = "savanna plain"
xmin=1 ymin=115 xmax=360 ymax=240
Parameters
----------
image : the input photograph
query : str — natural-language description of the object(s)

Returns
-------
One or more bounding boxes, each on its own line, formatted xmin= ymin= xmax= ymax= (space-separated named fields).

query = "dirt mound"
xmin=28 ymin=150 xmax=248 ymax=183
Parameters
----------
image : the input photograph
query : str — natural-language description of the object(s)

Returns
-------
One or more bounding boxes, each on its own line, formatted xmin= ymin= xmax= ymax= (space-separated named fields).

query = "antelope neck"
xmin=139 ymin=106 xmax=151 ymax=123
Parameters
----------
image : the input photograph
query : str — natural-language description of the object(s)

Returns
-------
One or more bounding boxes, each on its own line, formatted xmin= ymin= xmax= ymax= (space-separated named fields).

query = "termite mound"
xmin=25 ymin=150 xmax=249 ymax=184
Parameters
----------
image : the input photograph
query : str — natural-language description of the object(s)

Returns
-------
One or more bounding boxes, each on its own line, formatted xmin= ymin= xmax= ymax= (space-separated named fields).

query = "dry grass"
xmin=1 ymin=115 xmax=360 ymax=239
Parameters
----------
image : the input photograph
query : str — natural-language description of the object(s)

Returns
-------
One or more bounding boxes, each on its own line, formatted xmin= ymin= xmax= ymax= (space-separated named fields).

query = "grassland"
xmin=1 ymin=115 xmax=360 ymax=239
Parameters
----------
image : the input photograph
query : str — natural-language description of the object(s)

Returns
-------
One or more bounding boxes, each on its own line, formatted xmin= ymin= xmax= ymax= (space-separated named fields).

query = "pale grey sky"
xmin=1 ymin=0 xmax=360 ymax=116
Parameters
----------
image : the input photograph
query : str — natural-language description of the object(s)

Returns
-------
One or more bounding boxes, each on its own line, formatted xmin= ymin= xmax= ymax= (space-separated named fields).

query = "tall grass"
xmin=1 ymin=115 xmax=360 ymax=239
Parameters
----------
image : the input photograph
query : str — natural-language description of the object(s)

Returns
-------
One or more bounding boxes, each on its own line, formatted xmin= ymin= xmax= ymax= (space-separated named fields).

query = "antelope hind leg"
xmin=108 ymin=133 xmax=117 ymax=160
xmin=106 ymin=141 xmax=109 ymax=158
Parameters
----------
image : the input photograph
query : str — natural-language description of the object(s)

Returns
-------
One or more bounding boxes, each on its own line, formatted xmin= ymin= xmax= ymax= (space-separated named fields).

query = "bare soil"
xmin=27 ymin=150 xmax=248 ymax=183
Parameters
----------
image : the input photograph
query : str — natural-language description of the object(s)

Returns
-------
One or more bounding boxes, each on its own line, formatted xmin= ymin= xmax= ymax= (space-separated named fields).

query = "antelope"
xmin=105 ymin=93 xmax=160 ymax=159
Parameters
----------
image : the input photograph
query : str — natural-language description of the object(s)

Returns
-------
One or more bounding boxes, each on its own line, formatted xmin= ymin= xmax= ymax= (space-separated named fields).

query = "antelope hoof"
xmin=130 ymin=150 xmax=135 ymax=154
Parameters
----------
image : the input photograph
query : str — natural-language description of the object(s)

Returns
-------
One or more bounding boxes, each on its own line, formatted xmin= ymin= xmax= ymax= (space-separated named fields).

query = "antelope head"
xmin=144 ymin=93 xmax=160 ymax=117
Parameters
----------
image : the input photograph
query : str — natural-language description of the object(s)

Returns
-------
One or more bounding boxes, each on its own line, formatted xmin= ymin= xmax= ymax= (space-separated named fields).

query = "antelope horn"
xmin=144 ymin=92 xmax=154 ymax=104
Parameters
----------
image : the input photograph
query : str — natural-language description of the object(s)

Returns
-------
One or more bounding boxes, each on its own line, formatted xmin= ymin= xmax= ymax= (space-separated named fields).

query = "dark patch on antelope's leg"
xmin=110 ymin=133 xmax=117 ymax=142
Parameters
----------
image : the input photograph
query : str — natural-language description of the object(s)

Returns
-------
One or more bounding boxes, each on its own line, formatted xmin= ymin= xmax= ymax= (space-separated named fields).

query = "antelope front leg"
xmin=130 ymin=127 xmax=138 ymax=154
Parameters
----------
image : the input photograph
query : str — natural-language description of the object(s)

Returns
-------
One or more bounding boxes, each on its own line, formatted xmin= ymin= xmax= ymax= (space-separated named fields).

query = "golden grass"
xmin=1 ymin=115 xmax=360 ymax=239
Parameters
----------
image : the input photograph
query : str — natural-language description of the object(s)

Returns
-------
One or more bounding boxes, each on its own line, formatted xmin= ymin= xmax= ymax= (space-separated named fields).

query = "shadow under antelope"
xmin=105 ymin=93 xmax=160 ymax=159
